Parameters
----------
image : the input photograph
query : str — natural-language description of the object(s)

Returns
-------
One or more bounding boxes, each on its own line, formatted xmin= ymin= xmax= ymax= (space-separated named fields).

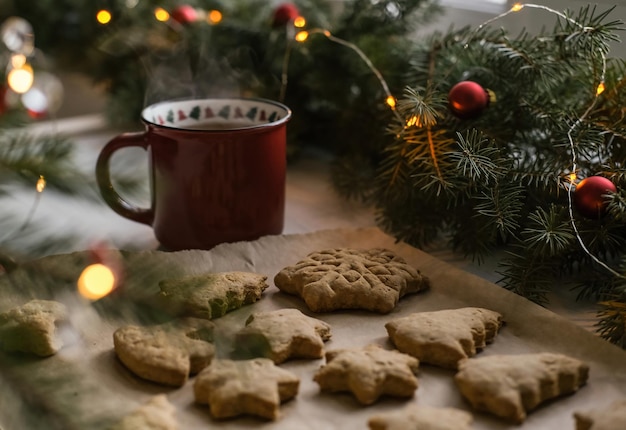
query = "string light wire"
xmin=473 ymin=3 xmax=624 ymax=279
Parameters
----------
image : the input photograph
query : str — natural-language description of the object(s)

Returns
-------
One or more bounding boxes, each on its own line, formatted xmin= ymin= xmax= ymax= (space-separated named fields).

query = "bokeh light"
xmin=77 ymin=263 xmax=116 ymax=300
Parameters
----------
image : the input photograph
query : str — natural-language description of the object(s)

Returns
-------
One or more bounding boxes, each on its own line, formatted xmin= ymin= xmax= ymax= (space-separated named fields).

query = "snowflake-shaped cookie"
xmin=274 ymin=248 xmax=430 ymax=313
xmin=385 ymin=307 xmax=503 ymax=369
xmin=193 ymin=358 xmax=300 ymax=420
xmin=235 ymin=308 xmax=332 ymax=363
xmin=313 ymin=344 xmax=419 ymax=405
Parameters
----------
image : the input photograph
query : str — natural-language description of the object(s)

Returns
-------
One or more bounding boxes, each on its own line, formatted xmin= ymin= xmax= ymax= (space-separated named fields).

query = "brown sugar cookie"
xmin=368 ymin=404 xmax=473 ymax=430
xmin=109 ymin=394 xmax=178 ymax=430
xmin=313 ymin=344 xmax=419 ymax=405
xmin=574 ymin=399 xmax=626 ymax=430
xmin=113 ymin=318 xmax=215 ymax=387
xmin=274 ymin=248 xmax=429 ymax=313
xmin=158 ymin=272 xmax=268 ymax=319
xmin=234 ymin=308 xmax=332 ymax=363
xmin=385 ymin=307 xmax=503 ymax=369
xmin=0 ymin=299 xmax=69 ymax=357
xmin=193 ymin=358 xmax=300 ymax=420
xmin=454 ymin=352 xmax=589 ymax=423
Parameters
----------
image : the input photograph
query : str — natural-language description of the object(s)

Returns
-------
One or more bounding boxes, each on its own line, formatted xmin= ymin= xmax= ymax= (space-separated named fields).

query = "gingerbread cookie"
xmin=313 ymin=344 xmax=419 ymax=405
xmin=158 ymin=272 xmax=268 ymax=319
xmin=368 ymin=404 xmax=473 ymax=430
xmin=0 ymin=299 xmax=68 ymax=357
xmin=193 ymin=358 xmax=299 ymax=420
xmin=385 ymin=307 xmax=503 ymax=369
xmin=274 ymin=248 xmax=429 ymax=313
xmin=574 ymin=399 xmax=626 ymax=430
xmin=454 ymin=352 xmax=589 ymax=423
xmin=235 ymin=308 xmax=332 ymax=363
xmin=109 ymin=394 xmax=178 ymax=430
xmin=113 ymin=318 xmax=215 ymax=387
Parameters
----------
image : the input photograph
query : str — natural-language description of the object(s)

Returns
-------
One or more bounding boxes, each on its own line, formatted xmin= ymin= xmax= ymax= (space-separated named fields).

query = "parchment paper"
xmin=1 ymin=227 xmax=625 ymax=430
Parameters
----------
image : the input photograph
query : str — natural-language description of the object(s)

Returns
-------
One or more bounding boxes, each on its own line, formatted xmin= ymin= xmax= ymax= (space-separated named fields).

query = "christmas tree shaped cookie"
xmin=385 ymin=307 xmax=503 ymax=369
xmin=454 ymin=352 xmax=589 ymax=423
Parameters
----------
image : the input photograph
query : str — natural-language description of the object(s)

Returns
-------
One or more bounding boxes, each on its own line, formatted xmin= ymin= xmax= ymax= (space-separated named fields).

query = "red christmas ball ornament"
xmin=573 ymin=176 xmax=617 ymax=219
xmin=272 ymin=3 xmax=300 ymax=27
xmin=170 ymin=5 xmax=198 ymax=25
xmin=448 ymin=80 xmax=491 ymax=119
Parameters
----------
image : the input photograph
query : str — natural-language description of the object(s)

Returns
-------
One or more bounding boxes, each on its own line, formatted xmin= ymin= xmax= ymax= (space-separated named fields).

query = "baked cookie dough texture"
xmin=193 ymin=357 xmax=299 ymax=420
xmin=386 ymin=307 xmax=503 ymax=369
xmin=314 ymin=344 xmax=420 ymax=405
xmin=454 ymin=352 xmax=589 ymax=423
xmin=274 ymin=248 xmax=430 ymax=313
xmin=235 ymin=308 xmax=332 ymax=363
xmin=368 ymin=404 xmax=473 ymax=430
xmin=0 ymin=299 xmax=69 ymax=357
xmin=113 ymin=318 xmax=215 ymax=387
xmin=158 ymin=271 xmax=268 ymax=319
xmin=575 ymin=399 xmax=626 ymax=430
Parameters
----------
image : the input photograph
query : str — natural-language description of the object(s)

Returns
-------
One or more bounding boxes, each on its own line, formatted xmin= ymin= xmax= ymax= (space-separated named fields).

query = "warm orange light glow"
xmin=596 ymin=82 xmax=606 ymax=95
xmin=96 ymin=9 xmax=112 ymax=24
xmin=386 ymin=96 xmax=396 ymax=109
xmin=569 ymin=173 xmax=577 ymax=183
xmin=154 ymin=7 xmax=170 ymax=22
xmin=77 ymin=264 xmax=116 ymax=300
xmin=511 ymin=3 xmax=524 ymax=12
xmin=406 ymin=115 xmax=421 ymax=127
xmin=7 ymin=63 xmax=34 ymax=94
xmin=294 ymin=16 xmax=306 ymax=28
xmin=10 ymin=54 xmax=26 ymax=68
xmin=207 ymin=10 xmax=223 ymax=24
xmin=295 ymin=31 xmax=309 ymax=42
xmin=36 ymin=176 xmax=46 ymax=193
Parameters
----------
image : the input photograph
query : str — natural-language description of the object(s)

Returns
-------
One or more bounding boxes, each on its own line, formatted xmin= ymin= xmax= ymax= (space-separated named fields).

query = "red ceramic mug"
xmin=96 ymin=97 xmax=291 ymax=251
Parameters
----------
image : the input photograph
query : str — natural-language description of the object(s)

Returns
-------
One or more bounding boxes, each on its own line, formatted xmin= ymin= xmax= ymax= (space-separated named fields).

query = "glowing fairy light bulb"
xmin=7 ymin=62 xmax=34 ymax=93
xmin=96 ymin=9 xmax=112 ymax=25
xmin=207 ymin=10 xmax=222 ymax=24
xmin=596 ymin=82 xmax=605 ymax=95
xmin=77 ymin=263 xmax=116 ymax=301
xmin=294 ymin=16 xmax=306 ymax=28
xmin=154 ymin=7 xmax=170 ymax=22
xmin=36 ymin=175 xmax=46 ymax=192
xmin=295 ymin=31 xmax=309 ymax=42
xmin=406 ymin=115 xmax=420 ymax=127
xmin=386 ymin=95 xmax=396 ymax=109
xmin=569 ymin=172 xmax=577 ymax=183
xmin=511 ymin=3 xmax=524 ymax=12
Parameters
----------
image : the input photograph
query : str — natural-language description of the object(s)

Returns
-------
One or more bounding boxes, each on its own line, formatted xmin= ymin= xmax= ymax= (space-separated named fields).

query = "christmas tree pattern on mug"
xmin=151 ymin=101 xmax=282 ymax=127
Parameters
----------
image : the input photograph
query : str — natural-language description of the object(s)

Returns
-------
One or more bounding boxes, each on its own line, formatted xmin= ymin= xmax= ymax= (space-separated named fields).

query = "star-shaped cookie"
xmin=234 ymin=308 xmax=332 ymax=363
xmin=368 ymin=404 xmax=473 ymax=430
xmin=313 ymin=344 xmax=419 ymax=405
xmin=274 ymin=248 xmax=430 ymax=313
xmin=385 ymin=307 xmax=503 ymax=369
xmin=113 ymin=318 xmax=215 ymax=387
xmin=0 ymin=299 xmax=68 ymax=357
xmin=158 ymin=272 xmax=268 ymax=319
xmin=454 ymin=352 xmax=589 ymax=423
xmin=193 ymin=358 xmax=300 ymax=420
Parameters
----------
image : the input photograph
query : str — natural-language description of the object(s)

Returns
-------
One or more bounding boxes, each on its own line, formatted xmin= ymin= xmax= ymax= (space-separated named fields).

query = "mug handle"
xmin=95 ymin=132 xmax=154 ymax=226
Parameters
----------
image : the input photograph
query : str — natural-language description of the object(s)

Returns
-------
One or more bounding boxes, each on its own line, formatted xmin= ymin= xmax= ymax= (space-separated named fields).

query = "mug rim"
xmin=141 ymin=96 xmax=292 ymax=132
